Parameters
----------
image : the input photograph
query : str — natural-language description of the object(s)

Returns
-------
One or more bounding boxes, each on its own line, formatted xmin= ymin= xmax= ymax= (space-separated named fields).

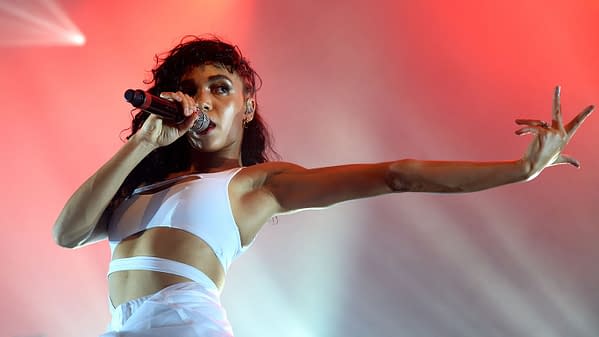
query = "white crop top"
xmin=107 ymin=167 xmax=249 ymax=272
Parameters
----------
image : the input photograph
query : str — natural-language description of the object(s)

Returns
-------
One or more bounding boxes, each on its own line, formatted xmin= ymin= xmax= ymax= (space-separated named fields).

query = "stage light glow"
xmin=68 ymin=32 xmax=85 ymax=46
xmin=0 ymin=0 xmax=85 ymax=46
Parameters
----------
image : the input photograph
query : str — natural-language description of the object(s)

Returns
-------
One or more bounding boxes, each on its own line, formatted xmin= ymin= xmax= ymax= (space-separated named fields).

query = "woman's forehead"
xmin=183 ymin=64 xmax=242 ymax=82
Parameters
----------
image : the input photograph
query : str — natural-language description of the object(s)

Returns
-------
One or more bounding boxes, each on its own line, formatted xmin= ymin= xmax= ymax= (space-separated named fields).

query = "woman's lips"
xmin=198 ymin=121 xmax=216 ymax=135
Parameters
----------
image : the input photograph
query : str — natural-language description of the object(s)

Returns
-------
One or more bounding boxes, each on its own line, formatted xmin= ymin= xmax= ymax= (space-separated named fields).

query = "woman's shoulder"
xmin=231 ymin=161 xmax=305 ymax=191
xmin=239 ymin=161 xmax=306 ymax=178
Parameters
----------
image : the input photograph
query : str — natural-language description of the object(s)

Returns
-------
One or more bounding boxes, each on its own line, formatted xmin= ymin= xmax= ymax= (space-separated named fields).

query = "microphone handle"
xmin=124 ymin=89 xmax=210 ymax=132
xmin=124 ymin=89 xmax=181 ymax=122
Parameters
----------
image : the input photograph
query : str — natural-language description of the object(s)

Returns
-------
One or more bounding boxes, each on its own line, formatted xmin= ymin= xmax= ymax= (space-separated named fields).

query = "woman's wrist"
xmin=129 ymin=132 xmax=160 ymax=153
xmin=516 ymin=158 xmax=536 ymax=182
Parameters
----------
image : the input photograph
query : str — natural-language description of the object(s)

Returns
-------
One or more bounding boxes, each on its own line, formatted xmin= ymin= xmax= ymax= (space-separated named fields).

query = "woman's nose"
xmin=196 ymin=91 xmax=212 ymax=112
xmin=199 ymin=101 xmax=211 ymax=112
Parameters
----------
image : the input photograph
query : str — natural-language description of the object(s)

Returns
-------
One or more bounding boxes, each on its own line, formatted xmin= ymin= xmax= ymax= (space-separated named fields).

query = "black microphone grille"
xmin=124 ymin=89 xmax=146 ymax=107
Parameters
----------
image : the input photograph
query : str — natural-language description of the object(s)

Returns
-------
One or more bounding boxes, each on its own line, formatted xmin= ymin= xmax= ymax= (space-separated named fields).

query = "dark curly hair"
xmin=114 ymin=35 xmax=276 ymax=203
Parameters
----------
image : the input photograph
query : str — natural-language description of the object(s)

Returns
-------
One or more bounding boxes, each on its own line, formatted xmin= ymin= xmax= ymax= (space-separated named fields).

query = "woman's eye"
xmin=212 ymin=85 xmax=231 ymax=95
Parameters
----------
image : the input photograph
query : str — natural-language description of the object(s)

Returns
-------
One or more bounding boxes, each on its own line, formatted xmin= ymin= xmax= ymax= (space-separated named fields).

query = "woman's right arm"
xmin=52 ymin=134 xmax=157 ymax=248
xmin=53 ymin=92 xmax=200 ymax=249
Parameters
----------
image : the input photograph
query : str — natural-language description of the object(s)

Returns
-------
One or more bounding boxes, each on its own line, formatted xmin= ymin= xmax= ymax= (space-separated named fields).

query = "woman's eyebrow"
xmin=179 ymin=75 xmax=233 ymax=88
xmin=207 ymin=74 xmax=233 ymax=83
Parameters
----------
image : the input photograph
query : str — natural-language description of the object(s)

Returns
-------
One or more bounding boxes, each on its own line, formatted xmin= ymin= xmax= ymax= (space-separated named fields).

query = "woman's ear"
xmin=244 ymin=98 xmax=256 ymax=122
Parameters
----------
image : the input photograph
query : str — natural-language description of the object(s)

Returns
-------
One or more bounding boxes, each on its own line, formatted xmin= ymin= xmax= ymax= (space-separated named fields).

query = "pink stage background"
xmin=1 ymin=1 xmax=598 ymax=336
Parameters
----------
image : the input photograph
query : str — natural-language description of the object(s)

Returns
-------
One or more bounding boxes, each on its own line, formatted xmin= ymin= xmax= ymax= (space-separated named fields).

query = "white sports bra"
xmin=107 ymin=167 xmax=249 ymax=272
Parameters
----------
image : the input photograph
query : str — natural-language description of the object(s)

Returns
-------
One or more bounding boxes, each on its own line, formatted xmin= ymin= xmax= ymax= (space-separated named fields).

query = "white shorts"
xmin=100 ymin=282 xmax=234 ymax=337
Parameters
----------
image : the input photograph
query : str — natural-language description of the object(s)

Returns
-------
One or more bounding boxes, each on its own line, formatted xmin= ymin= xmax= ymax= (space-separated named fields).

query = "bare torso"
xmin=108 ymin=227 xmax=226 ymax=307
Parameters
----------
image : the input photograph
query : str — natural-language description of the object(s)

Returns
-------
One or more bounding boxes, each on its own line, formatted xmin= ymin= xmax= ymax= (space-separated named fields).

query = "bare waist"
xmin=108 ymin=259 xmax=221 ymax=309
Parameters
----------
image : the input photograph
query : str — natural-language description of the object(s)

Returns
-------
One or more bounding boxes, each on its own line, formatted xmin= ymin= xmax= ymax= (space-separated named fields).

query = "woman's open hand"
xmin=517 ymin=86 xmax=593 ymax=180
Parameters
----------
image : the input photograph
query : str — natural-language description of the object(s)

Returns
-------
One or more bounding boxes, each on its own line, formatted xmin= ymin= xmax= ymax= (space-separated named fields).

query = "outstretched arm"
xmin=391 ymin=86 xmax=594 ymax=192
xmin=259 ymin=86 xmax=593 ymax=214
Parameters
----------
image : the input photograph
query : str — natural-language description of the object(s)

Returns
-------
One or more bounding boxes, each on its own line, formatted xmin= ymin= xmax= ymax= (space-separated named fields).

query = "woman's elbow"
xmin=52 ymin=223 xmax=81 ymax=249
xmin=52 ymin=229 xmax=73 ymax=248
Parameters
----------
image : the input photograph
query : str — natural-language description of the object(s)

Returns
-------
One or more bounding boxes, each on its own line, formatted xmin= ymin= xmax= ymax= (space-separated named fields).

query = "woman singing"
xmin=53 ymin=36 xmax=593 ymax=336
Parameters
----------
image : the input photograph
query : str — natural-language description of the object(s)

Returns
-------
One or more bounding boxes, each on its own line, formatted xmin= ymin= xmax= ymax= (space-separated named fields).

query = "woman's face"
xmin=180 ymin=64 xmax=251 ymax=155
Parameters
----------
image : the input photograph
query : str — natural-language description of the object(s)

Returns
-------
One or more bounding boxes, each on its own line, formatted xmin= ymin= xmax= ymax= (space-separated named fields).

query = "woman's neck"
xmin=165 ymin=152 xmax=241 ymax=179
xmin=191 ymin=158 xmax=241 ymax=173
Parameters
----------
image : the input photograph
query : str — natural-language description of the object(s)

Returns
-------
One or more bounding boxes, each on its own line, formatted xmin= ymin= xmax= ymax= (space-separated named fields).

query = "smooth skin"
xmin=53 ymin=64 xmax=593 ymax=307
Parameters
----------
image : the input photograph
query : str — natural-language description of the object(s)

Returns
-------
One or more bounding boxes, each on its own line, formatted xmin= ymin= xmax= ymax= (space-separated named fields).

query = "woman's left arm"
xmin=389 ymin=86 xmax=594 ymax=193
xmin=259 ymin=86 xmax=593 ymax=214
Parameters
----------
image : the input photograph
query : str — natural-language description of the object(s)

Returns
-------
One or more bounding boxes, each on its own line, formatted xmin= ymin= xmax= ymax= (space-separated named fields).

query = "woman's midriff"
xmin=108 ymin=227 xmax=225 ymax=308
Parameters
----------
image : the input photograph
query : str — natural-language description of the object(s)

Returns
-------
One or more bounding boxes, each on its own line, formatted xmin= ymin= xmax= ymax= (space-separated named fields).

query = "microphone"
xmin=124 ymin=89 xmax=210 ymax=132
